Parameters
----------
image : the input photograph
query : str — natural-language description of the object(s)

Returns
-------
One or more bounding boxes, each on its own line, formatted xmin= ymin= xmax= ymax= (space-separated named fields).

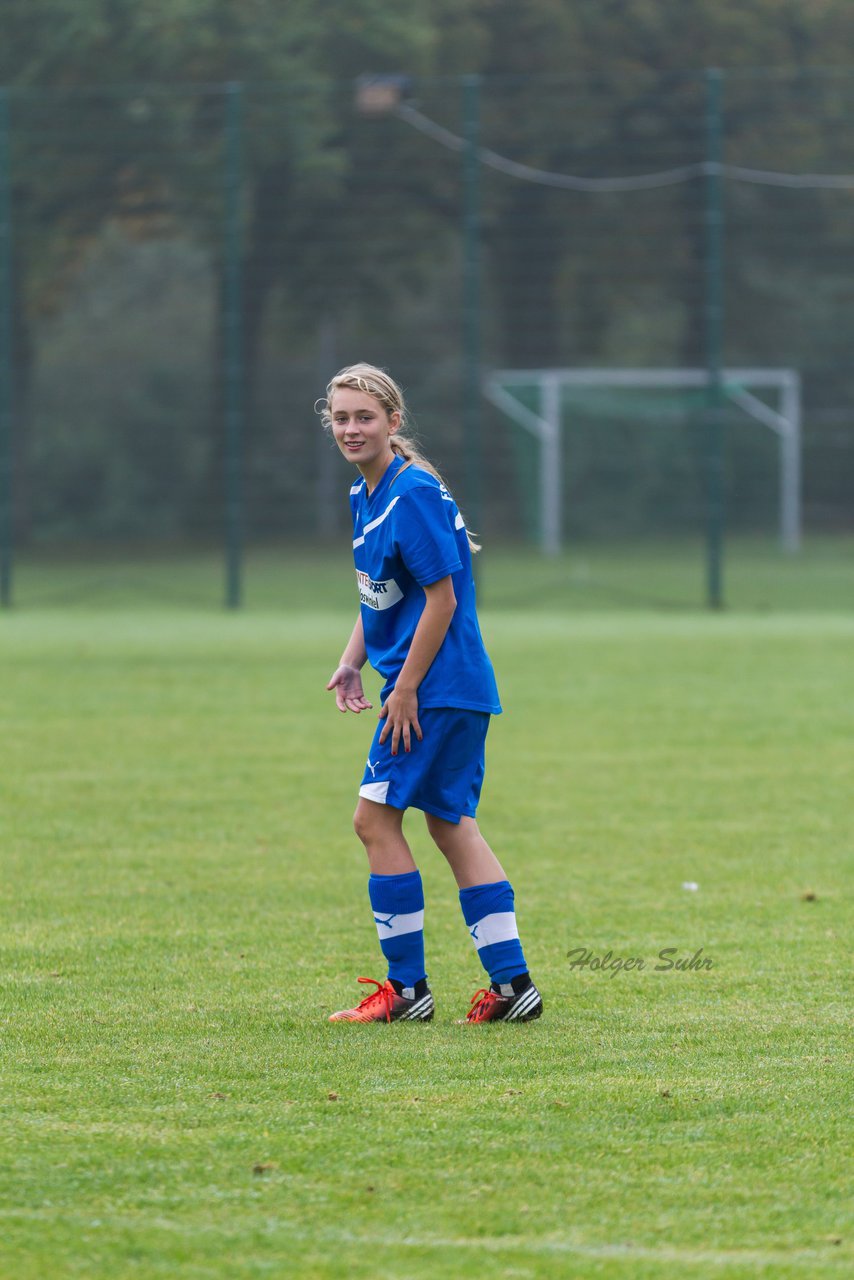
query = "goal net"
xmin=484 ymin=369 xmax=801 ymax=555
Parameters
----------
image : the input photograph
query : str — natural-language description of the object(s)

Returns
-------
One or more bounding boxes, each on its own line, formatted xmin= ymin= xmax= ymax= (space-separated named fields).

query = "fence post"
xmin=224 ymin=82 xmax=244 ymax=610
xmin=316 ymin=318 xmax=338 ymax=539
xmin=704 ymin=68 xmax=725 ymax=609
xmin=461 ymin=75 xmax=482 ymax=584
xmin=0 ymin=89 xmax=13 ymax=609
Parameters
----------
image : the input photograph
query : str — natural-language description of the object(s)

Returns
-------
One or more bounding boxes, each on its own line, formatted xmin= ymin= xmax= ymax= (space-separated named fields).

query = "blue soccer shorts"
xmin=358 ymin=707 xmax=490 ymax=824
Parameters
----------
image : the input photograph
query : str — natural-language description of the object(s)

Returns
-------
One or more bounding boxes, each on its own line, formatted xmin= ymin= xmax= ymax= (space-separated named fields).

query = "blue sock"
xmin=459 ymin=880 xmax=528 ymax=986
xmin=368 ymin=870 xmax=426 ymax=991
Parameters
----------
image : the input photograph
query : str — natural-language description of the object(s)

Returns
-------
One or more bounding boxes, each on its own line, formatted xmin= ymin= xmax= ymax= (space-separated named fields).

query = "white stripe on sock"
xmin=373 ymin=908 xmax=424 ymax=940
xmin=468 ymin=911 xmax=519 ymax=950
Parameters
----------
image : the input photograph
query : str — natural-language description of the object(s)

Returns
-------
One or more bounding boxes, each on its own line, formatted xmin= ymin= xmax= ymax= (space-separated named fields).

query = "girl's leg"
xmin=353 ymin=798 xmax=416 ymax=874
xmin=423 ymin=813 xmax=505 ymax=888
xmin=426 ymin=812 xmax=540 ymax=1020
xmin=345 ymin=799 xmax=429 ymax=1000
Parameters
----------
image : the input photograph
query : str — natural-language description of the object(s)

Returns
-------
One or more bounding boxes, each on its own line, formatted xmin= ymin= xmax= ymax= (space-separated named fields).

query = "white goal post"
xmin=484 ymin=368 xmax=802 ymax=555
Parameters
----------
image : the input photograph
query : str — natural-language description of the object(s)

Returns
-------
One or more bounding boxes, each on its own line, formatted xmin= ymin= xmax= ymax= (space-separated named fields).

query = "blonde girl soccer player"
xmin=323 ymin=364 xmax=542 ymax=1024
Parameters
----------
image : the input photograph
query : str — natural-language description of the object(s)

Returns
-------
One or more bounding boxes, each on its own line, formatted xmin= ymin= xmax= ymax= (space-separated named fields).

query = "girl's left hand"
xmin=378 ymin=687 xmax=423 ymax=756
xmin=326 ymin=664 xmax=373 ymax=713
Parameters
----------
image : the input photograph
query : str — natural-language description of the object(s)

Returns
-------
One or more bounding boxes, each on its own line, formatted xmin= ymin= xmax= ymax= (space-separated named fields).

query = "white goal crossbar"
xmin=484 ymin=368 xmax=802 ymax=555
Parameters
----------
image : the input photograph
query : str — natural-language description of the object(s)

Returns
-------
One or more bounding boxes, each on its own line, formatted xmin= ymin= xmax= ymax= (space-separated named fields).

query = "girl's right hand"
xmin=326 ymin=664 xmax=374 ymax=714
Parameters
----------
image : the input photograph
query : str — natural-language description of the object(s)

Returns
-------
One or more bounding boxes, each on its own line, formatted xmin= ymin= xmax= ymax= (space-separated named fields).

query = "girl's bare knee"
xmin=354 ymin=799 xmax=401 ymax=848
xmin=353 ymin=801 xmax=373 ymax=846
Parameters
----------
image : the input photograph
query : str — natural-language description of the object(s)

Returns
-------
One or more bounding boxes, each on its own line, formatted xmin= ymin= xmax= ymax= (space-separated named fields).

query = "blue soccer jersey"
xmin=349 ymin=456 xmax=501 ymax=714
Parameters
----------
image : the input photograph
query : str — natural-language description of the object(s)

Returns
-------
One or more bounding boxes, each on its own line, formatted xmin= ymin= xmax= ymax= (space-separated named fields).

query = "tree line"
xmin=2 ymin=1 xmax=852 ymax=542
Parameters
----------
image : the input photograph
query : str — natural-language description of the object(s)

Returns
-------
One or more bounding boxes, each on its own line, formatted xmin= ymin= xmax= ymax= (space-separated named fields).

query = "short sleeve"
xmin=394 ymin=487 xmax=462 ymax=586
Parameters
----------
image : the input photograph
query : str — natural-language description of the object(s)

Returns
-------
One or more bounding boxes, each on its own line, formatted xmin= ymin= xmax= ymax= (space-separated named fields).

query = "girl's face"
xmin=329 ymin=387 xmax=400 ymax=473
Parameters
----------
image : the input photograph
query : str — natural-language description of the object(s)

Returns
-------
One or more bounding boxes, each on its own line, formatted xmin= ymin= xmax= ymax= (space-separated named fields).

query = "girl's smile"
xmin=330 ymin=387 xmax=401 ymax=489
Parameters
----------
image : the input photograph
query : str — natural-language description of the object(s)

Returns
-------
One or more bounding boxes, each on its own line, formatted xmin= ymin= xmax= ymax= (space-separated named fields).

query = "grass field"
xmin=2 ymin=548 xmax=852 ymax=1278
xmin=10 ymin=534 xmax=854 ymax=613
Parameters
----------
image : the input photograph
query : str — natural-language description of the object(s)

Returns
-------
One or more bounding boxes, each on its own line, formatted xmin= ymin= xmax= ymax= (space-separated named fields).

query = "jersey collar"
xmin=365 ymin=454 xmax=405 ymax=506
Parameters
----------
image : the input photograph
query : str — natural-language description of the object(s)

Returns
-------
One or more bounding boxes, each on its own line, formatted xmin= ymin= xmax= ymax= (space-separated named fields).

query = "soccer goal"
xmin=484 ymin=368 xmax=802 ymax=555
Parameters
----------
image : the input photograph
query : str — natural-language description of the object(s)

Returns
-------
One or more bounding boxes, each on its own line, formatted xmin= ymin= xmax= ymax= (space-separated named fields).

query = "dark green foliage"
xmin=2 ymin=3 xmax=854 ymax=545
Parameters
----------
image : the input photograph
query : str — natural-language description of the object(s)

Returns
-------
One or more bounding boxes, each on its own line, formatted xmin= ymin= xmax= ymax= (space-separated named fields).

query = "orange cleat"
xmin=328 ymin=977 xmax=434 ymax=1023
